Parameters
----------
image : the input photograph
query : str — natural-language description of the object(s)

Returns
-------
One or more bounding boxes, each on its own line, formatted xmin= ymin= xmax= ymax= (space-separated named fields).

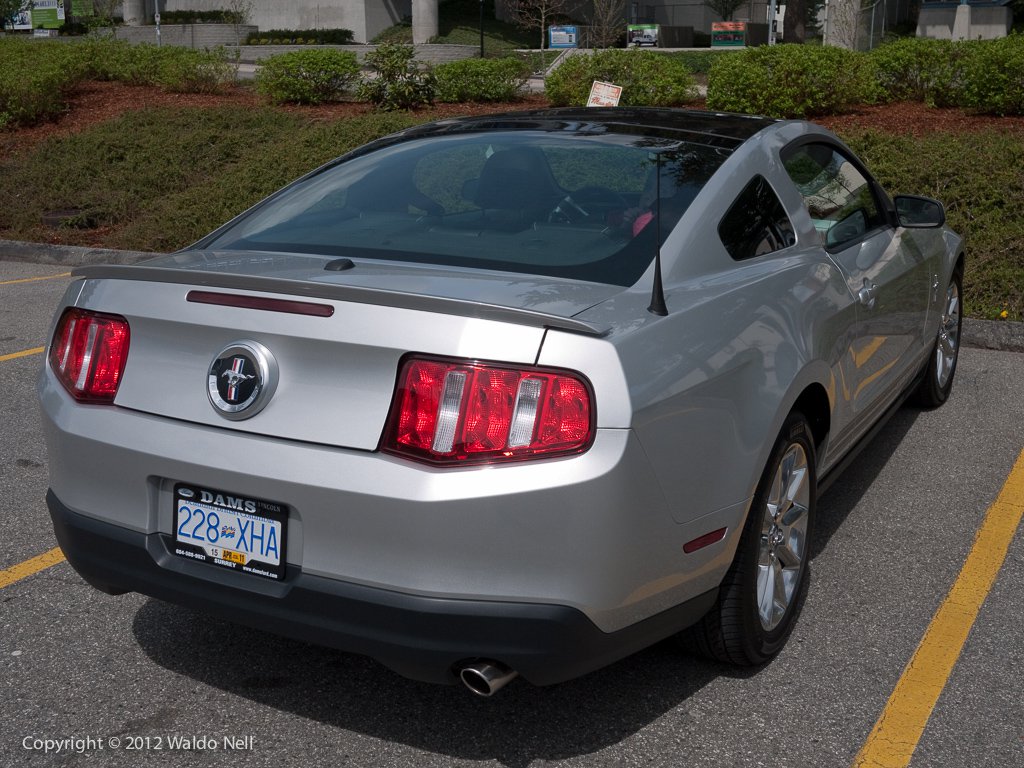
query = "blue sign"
xmin=549 ymin=25 xmax=578 ymax=49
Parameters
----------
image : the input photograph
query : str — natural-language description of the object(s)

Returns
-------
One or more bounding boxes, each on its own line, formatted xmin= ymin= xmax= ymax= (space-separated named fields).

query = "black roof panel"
xmin=392 ymin=107 xmax=780 ymax=150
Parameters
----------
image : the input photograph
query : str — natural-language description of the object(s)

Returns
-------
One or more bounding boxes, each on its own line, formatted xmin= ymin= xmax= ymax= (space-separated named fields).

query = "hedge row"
xmin=244 ymin=29 xmax=355 ymax=45
xmin=0 ymin=39 xmax=87 ymax=129
xmin=872 ymin=35 xmax=1024 ymax=115
xmin=255 ymin=45 xmax=531 ymax=108
xmin=158 ymin=10 xmax=245 ymax=24
xmin=6 ymin=35 xmax=1023 ymax=127
xmin=709 ymin=34 xmax=1024 ymax=118
xmin=0 ymin=37 xmax=236 ymax=128
xmin=546 ymin=49 xmax=696 ymax=107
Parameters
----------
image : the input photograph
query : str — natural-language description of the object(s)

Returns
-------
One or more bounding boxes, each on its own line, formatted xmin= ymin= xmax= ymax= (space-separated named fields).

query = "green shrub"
xmin=434 ymin=57 xmax=529 ymax=102
xmin=255 ymin=49 xmax=359 ymax=104
xmin=356 ymin=43 xmax=436 ymax=110
xmin=545 ymin=49 xmax=696 ymax=107
xmin=706 ymin=44 xmax=875 ymax=118
xmin=156 ymin=47 xmax=236 ymax=93
xmin=244 ymin=28 xmax=354 ymax=45
xmin=845 ymin=128 xmax=1024 ymax=319
xmin=0 ymin=38 xmax=88 ymax=128
xmin=668 ymin=49 xmax=737 ymax=74
xmin=871 ymin=37 xmax=966 ymax=107
xmin=91 ymin=44 xmax=235 ymax=92
xmin=73 ymin=38 xmax=134 ymax=81
xmin=960 ymin=34 xmax=1024 ymax=115
xmin=159 ymin=10 xmax=245 ymax=24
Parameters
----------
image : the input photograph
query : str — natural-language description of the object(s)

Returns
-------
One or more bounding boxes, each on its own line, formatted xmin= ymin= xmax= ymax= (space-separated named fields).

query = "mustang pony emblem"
xmin=222 ymin=357 xmax=255 ymax=402
xmin=207 ymin=342 xmax=277 ymax=420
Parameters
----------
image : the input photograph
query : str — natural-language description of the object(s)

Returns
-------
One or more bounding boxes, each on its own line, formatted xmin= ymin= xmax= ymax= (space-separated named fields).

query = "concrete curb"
xmin=0 ymin=239 xmax=158 ymax=267
xmin=2 ymin=239 xmax=1021 ymax=353
xmin=960 ymin=317 xmax=1024 ymax=353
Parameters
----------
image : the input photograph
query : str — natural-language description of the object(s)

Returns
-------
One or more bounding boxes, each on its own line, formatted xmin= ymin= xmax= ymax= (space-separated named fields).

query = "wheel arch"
xmin=790 ymin=382 xmax=831 ymax=459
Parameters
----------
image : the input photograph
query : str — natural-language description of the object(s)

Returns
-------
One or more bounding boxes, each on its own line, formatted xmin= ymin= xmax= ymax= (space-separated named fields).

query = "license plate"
xmin=173 ymin=483 xmax=288 ymax=581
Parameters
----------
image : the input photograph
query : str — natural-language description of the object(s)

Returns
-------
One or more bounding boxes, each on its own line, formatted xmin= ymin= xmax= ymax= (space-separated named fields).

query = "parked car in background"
xmin=41 ymin=108 xmax=963 ymax=696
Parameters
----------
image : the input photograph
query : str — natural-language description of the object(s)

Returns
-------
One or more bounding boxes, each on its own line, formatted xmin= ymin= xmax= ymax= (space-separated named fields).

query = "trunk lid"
xmin=72 ymin=252 xmax=616 ymax=451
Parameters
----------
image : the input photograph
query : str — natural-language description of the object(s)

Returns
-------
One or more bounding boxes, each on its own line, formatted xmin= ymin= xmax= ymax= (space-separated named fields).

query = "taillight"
xmin=48 ymin=308 xmax=130 ymax=403
xmin=383 ymin=356 xmax=594 ymax=466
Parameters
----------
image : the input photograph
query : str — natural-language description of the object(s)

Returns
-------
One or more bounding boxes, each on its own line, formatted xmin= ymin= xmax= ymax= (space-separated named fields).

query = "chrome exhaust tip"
xmin=458 ymin=660 xmax=518 ymax=697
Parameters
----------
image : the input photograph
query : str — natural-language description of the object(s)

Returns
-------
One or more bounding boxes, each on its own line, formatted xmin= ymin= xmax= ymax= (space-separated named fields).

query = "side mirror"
xmin=895 ymin=195 xmax=946 ymax=228
xmin=825 ymin=208 xmax=867 ymax=248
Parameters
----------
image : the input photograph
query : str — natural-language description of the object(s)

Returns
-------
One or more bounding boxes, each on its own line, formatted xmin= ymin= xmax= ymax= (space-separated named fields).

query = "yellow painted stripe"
xmin=852 ymin=448 xmax=1024 ymax=768
xmin=0 ymin=272 xmax=71 ymax=285
xmin=0 ymin=547 xmax=66 ymax=590
xmin=0 ymin=346 xmax=45 ymax=363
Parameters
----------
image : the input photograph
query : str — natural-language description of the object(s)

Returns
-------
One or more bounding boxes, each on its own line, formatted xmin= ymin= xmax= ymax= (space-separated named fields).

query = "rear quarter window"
xmin=718 ymin=175 xmax=795 ymax=261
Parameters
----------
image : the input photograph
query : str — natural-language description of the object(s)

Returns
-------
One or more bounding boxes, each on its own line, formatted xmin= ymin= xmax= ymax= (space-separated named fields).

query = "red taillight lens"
xmin=383 ymin=356 xmax=594 ymax=466
xmin=48 ymin=308 xmax=130 ymax=403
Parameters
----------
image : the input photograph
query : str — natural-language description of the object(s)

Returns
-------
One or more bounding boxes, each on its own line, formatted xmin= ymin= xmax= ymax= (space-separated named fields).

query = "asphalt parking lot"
xmin=1 ymin=258 xmax=1022 ymax=768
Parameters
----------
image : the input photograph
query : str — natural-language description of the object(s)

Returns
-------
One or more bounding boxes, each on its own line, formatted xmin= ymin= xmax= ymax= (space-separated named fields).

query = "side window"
xmin=782 ymin=143 xmax=885 ymax=250
xmin=719 ymin=175 xmax=795 ymax=261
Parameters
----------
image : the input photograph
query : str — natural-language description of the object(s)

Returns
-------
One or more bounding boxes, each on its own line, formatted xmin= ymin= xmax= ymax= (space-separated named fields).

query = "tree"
xmin=1 ymin=0 xmax=32 ymax=29
xmin=783 ymin=0 xmax=807 ymax=42
xmin=505 ymin=0 xmax=570 ymax=50
xmin=704 ymin=0 xmax=747 ymax=22
xmin=90 ymin=0 xmax=120 ymax=34
xmin=824 ymin=0 xmax=859 ymax=49
xmin=225 ymin=0 xmax=253 ymax=44
xmin=589 ymin=0 xmax=625 ymax=48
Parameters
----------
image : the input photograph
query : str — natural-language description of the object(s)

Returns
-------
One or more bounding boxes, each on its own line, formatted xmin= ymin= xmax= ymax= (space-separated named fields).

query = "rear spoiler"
xmin=72 ymin=265 xmax=611 ymax=337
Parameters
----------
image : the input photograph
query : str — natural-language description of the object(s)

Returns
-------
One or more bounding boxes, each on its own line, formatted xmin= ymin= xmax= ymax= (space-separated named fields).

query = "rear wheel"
xmin=914 ymin=269 xmax=962 ymax=408
xmin=683 ymin=412 xmax=816 ymax=665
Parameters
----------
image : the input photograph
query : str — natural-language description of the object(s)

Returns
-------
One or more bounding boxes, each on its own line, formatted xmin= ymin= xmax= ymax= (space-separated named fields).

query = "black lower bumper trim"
xmin=48 ymin=490 xmax=717 ymax=686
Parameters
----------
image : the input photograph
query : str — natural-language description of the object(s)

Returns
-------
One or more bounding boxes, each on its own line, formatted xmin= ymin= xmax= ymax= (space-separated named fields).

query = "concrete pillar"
xmin=123 ymin=0 xmax=147 ymax=26
xmin=951 ymin=3 xmax=972 ymax=39
xmin=412 ymin=0 xmax=439 ymax=45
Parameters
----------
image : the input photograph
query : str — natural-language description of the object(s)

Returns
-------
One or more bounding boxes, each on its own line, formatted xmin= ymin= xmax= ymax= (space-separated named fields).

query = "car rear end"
xmin=41 ymin=261 xmax=729 ymax=688
xmin=39 ymin=112 xmax=760 ymax=689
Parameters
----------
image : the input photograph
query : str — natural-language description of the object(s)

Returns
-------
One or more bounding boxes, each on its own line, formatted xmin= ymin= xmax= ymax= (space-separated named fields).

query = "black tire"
xmin=683 ymin=412 xmax=816 ymax=665
xmin=914 ymin=268 xmax=963 ymax=409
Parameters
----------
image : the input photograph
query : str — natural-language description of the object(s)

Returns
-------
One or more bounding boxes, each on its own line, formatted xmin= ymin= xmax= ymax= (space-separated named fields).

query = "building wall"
xmin=152 ymin=1 xmax=411 ymax=42
xmin=496 ymin=0 xmax=773 ymax=36
xmin=114 ymin=22 xmax=256 ymax=46
xmin=917 ymin=4 xmax=1012 ymax=39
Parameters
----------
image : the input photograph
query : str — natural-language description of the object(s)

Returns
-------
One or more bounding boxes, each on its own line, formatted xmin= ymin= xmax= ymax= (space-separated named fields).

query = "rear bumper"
xmin=49 ymin=491 xmax=717 ymax=686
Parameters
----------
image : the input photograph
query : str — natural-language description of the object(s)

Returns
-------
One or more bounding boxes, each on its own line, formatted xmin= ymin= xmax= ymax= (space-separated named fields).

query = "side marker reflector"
xmin=683 ymin=527 xmax=728 ymax=554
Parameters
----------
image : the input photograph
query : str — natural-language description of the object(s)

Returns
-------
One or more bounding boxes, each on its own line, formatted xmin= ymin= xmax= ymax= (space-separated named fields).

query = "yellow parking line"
xmin=0 ymin=272 xmax=71 ymax=285
xmin=0 ymin=346 xmax=45 ymax=363
xmin=852 ymin=448 xmax=1024 ymax=768
xmin=0 ymin=547 xmax=66 ymax=590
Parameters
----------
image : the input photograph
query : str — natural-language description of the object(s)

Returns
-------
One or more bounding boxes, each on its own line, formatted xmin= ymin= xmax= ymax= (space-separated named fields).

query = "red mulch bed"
xmin=5 ymin=80 xmax=1023 ymax=156
xmin=0 ymin=80 xmax=550 ymax=157
xmin=10 ymin=79 xmax=1024 ymax=151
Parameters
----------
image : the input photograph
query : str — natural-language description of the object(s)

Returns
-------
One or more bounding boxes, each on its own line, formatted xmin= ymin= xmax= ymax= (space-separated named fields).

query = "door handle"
xmin=858 ymin=280 xmax=877 ymax=310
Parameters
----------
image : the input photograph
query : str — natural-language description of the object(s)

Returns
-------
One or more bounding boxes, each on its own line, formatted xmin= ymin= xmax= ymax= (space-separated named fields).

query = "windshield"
xmin=203 ymin=130 xmax=730 ymax=286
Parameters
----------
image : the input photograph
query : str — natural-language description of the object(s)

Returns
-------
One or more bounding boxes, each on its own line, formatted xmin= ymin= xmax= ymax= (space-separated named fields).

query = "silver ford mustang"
xmin=40 ymin=108 xmax=963 ymax=696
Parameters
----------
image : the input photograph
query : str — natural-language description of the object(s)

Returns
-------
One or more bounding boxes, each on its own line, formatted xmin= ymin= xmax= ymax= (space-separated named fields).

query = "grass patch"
xmin=0 ymin=106 xmax=418 ymax=251
xmin=842 ymin=129 xmax=1024 ymax=320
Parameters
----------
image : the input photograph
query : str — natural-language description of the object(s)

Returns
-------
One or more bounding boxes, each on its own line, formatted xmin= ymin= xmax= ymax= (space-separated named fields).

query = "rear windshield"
xmin=204 ymin=130 xmax=730 ymax=286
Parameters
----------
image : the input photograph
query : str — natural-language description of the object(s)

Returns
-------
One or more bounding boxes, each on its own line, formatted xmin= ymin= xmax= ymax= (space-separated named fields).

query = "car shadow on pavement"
xmin=132 ymin=601 xmax=729 ymax=766
xmin=811 ymin=405 xmax=920 ymax=561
